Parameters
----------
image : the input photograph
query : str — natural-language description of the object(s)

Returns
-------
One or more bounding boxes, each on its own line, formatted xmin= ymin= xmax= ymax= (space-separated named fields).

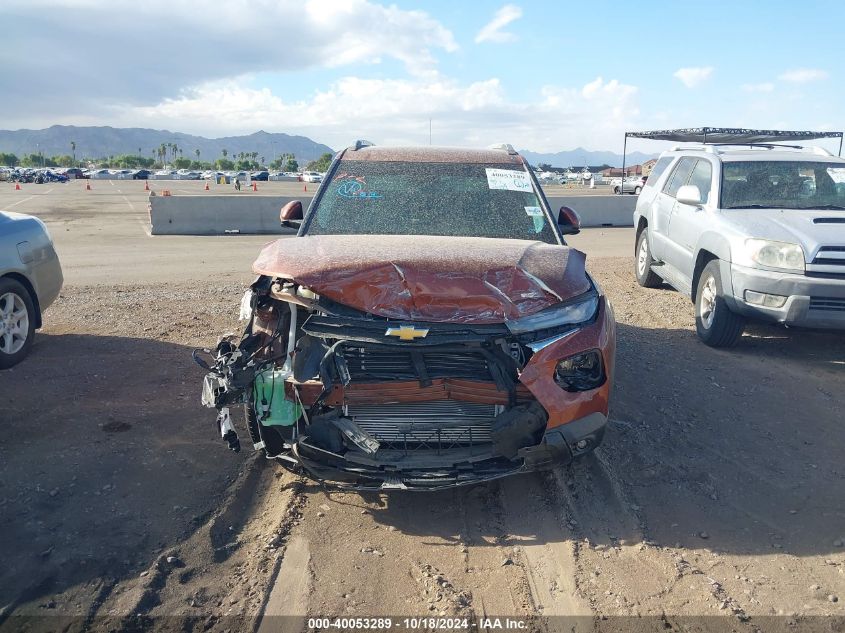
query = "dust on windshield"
xmin=303 ymin=160 xmax=559 ymax=244
xmin=721 ymin=160 xmax=845 ymax=210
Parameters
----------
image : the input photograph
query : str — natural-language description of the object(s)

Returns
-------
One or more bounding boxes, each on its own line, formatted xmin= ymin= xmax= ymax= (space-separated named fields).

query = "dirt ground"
xmin=1 ymin=183 xmax=844 ymax=631
xmin=2 ymin=256 xmax=844 ymax=632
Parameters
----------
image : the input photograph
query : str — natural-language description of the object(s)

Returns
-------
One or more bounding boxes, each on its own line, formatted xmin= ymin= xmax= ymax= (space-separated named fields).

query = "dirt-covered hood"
xmin=252 ymin=234 xmax=590 ymax=324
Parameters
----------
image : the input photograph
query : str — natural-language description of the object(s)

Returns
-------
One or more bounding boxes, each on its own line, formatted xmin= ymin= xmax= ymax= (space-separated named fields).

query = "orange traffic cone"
xmin=204 ymin=182 xmax=209 ymax=191
xmin=303 ymin=184 xmax=307 ymax=192
xmin=252 ymin=182 xmax=258 ymax=191
xmin=144 ymin=180 xmax=150 ymax=191
xmin=86 ymin=181 xmax=91 ymax=191
xmin=15 ymin=182 xmax=21 ymax=190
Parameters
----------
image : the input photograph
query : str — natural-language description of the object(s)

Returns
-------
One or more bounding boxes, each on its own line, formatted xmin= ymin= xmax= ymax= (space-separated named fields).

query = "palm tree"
xmin=222 ymin=148 xmax=228 ymax=159
xmin=195 ymin=149 xmax=200 ymax=161
xmin=70 ymin=141 xmax=76 ymax=165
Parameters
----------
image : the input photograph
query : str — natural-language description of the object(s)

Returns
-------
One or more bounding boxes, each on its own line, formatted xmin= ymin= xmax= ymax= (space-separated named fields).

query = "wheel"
xmin=634 ymin=186 xmax=642 ymax=195
xmin=0 ymin=278 xmax=37 ymax=369
xmin=613 ymin=186 xmax=620 ymax=194
xmin=695 ymin=260 xmax=745 ymax=348
xmin=635 ymin=230 xmax=662 ymax=288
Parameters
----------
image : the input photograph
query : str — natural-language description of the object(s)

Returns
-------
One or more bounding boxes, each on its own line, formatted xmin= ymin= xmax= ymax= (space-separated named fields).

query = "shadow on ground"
xmin=0 ymin=333 xmax=246 ymax=619
xmin=353 ymin=321 xmax=844 ymax=558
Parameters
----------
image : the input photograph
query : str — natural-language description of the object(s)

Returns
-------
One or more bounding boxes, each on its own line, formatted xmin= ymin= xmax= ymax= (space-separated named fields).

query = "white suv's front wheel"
xmin=695 ymin=260 xmax=745 ymax=348
xmin=635 ymin=230 xmax=662 ymax=288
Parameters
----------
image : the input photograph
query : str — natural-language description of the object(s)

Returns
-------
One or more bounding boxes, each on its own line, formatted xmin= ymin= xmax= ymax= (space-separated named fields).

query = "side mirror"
xmin=676 ymin=184 xmax=702 ymax=207
xmin=557 ymin=206 xmax=581 ymax=235
xmin=280 ymin=200 xmax=303 ymax=228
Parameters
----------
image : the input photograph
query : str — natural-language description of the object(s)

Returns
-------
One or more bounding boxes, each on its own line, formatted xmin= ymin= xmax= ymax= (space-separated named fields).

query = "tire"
xmin=634 ymin=186 xmax=642 ymax=195
xmin=0 ymin=278 xmax=37 ymax=369
xmin=695 ymin=260 xmax=745 ymax=348
xmin=635 ymin=230 xmax=662 ymax=288
xmin=613 ymin=186 xmax=620 ymax=194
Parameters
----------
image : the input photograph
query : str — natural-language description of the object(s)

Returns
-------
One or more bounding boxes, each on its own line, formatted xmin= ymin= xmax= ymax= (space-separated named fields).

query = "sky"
xmin=2 ymin=0 xmax=844 ymax=154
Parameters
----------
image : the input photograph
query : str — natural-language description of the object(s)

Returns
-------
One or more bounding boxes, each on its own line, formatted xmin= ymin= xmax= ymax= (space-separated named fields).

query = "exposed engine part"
xmin=331 ymin=416 xmax=381 ymax=455
xmin=217 ymin=408 xmax=240 ymax=453
xmin=195 ymin=286 xmax=300 ymax=453
xmin=306 ymin=410 xmax=346 ymax=453
xmin=293 ymin=335 xmax=328 ymax=382
xmin=490 ymin=401 xmax=547 ymax=459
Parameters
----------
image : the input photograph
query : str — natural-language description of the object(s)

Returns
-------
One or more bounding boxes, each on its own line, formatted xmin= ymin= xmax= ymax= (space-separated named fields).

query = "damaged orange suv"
xmin=197 ymin=142 xmax=615 ymax=490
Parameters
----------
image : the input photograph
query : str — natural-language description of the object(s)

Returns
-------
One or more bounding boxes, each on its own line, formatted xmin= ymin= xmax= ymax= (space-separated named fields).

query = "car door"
xmin=666 ymin=158 xmax=715 ymax=275
xmin=650 ymin=157 xmax=695 ymax=261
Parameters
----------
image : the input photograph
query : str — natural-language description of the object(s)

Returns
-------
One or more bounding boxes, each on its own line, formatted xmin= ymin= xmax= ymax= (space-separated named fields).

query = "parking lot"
xmin=1 ymin=181 xmax=844 ymax=629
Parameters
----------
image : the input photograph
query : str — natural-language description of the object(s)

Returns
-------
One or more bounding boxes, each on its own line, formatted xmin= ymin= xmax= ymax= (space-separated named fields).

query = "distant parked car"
xmin=64 ymin=168 xmax=88 ymax=179
xmin=0 ymin=211 xmax=63 ymax=368
xmin=301 ymin=171 xmax=323 ymax=183
xmin=132 ymin=169 xmax=152 ymax=180
xmin=612 ymin=175 xmax=647 ymax=195
xmin=251 ymin=171 xmax=269 ymax=181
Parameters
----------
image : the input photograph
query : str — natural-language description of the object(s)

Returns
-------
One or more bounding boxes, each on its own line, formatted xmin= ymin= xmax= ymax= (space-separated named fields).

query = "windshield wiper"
xmin=800 ymin=204 xmax=845 ymax=210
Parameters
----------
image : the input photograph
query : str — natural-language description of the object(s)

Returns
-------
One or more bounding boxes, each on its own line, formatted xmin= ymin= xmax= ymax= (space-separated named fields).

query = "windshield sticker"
xmin=525 ymin=206 xmax=545 ymax=233
xmin=829 ymin=168 xmax=845 ymax=184
xmin=336 ymin=180 xmax=382 ymax=199
xmin=486 ymin=168 xmax=532 ymax=192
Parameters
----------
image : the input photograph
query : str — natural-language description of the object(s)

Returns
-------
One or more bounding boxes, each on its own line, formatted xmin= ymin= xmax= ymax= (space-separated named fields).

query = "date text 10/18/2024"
xmin=306 ymin=617 xmax=529 ymax=630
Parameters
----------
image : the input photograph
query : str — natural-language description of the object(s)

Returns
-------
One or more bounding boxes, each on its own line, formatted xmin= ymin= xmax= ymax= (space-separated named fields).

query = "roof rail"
xmin=668 ymin=144 xmax=717 ymax=153
xmin=348 ymin=140 xmax=375 ymax=151
xmin=488 ymin=143 xmax=518 ymax=155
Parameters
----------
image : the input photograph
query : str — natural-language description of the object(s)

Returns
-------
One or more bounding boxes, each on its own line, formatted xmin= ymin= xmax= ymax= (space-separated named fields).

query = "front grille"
xmin=339 ymin=346 xmax=494 ymax=382
xmin=346 ymin=401 xmax=498 ymax=450
xmin=806 ymin=246 xmax=845 ymax=277
xmin=809 ymin=297 xmax=845 ymax=312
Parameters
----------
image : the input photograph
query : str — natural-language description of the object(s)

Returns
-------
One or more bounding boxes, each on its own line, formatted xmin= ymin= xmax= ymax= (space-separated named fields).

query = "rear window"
xmin=663 ymin=157 xmax=696 ymax=197
xmin=647 ymin=156 xmax=674 ymax=185
xmin=304 ymin=160 xmax=559 ymax=244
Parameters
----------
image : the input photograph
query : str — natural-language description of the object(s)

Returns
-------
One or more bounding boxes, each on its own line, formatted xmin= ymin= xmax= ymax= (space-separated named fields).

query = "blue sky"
xmin=2 ymin=0 xmax=843 ymax=154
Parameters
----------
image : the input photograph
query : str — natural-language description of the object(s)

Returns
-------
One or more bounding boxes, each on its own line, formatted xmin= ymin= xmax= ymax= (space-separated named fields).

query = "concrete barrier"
xmin=149 ymin=194 xmax=312 ymax=235
xmin=546 ymin=195 xmax=635 ymax=227
xmin=148 ymin=192 xmax=634 ymax=236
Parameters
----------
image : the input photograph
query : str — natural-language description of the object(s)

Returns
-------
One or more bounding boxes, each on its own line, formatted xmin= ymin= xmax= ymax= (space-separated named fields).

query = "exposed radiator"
xmin=345 ymin=401 xmax=500 ymax=449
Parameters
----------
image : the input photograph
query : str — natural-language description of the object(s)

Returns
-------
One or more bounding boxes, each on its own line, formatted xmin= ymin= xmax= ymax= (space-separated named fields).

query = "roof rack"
xmin=618 ymin=127 xmax=843 ymax=194
xmin=348 ymin=140 xmax=375 ymax=151
xmin=488 ymin=143 xmax=518 ymax=155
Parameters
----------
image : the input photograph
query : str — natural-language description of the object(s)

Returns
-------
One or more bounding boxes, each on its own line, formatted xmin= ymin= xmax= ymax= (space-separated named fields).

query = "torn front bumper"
xmin=289 ymin=410 xmax=608 ymax=491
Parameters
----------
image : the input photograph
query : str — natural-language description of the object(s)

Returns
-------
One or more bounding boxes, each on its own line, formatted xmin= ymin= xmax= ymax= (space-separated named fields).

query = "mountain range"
xmin=0 ymin=126 xmax=334 ymax=163
xmin=0 ymin=125 xmax=656 ymax=168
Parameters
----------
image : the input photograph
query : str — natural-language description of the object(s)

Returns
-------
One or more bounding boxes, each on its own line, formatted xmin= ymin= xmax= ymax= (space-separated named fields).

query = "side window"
xmin=687 ymin=159 xmax=713 ymax=204
xmin=663 ymin=157 xmax=696 ymax=197
xmin=648 ymin=156 xmax=674 ymax=185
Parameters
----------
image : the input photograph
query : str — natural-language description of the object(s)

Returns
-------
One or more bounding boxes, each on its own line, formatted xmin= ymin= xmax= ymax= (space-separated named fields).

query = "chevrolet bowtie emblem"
xmin=385 ymin=325 xmax=430 ymax=341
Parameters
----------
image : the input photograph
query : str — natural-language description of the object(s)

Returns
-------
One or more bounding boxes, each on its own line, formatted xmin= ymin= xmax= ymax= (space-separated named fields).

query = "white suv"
xmin=633 ymin=144 xmax=845 ymax=346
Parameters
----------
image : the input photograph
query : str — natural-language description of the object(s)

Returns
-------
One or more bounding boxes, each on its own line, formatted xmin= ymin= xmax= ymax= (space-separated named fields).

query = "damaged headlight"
xmin=554 ymin=349 xmax=605 ymax=392
xmin=505 ymin=295 xmax=598 ymax=335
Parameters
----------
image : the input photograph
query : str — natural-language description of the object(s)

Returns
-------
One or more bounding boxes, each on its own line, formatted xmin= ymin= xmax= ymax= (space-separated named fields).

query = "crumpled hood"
xmin=253 ymin=234 xmax=591 ymax=324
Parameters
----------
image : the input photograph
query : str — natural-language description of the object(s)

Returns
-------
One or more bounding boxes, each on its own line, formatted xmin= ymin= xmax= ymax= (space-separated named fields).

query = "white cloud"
xmin=778 ymin=68 xmax=829 ymax=83
xmin=120 ymin=75 xmax=638 ymax=152
xmin=0 ymin=0 xmax=458 ymax=115
xmin=741 ymin=82 xmax=774 ymax=93
xmin=474 ymin=4 xmax=523 ymax=44
xmin=673 ymin=66 xmax=714 ymax=88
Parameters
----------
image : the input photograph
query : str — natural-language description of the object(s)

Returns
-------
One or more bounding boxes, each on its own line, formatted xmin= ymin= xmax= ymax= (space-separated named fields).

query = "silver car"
xmin=0 ymin=211 xmax=63 ymax=368
xmin=634 ymin=145 xmax=845 ymax=346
